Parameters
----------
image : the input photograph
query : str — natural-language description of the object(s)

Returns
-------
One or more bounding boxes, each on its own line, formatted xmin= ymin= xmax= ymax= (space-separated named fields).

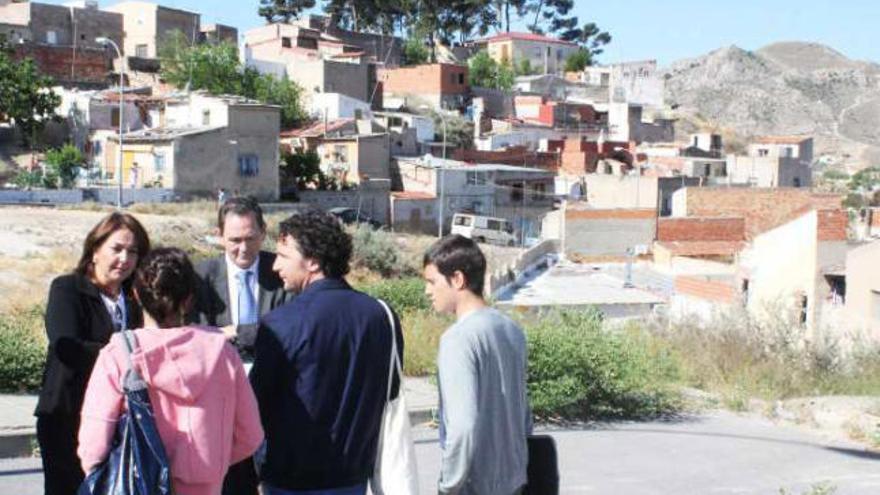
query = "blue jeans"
xmin=263 ymin=483 xmax=367 ymax=495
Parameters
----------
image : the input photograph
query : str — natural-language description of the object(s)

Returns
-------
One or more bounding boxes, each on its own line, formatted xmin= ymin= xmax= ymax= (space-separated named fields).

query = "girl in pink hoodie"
xmin=78 ymin=247 xmax=265 ymax=495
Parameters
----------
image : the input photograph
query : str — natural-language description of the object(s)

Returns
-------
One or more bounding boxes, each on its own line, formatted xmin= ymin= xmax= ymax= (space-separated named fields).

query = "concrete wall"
xmin=308 ymin=93 xmax=372 ymax=120
xmin=390 ymin=196 xmax=436 ymax=234
xmin=106 ymin=2 xmax=157 ymax=58
xmin=844 ymin=240 xmax=880 ymax=339
xmin=155 ymin=6 xmax=200 ymax=55
xmin=565 ymin=208 xmax=656 ymax=257
xmin=298 ymin=180 xmax=390 ymax=224
xmin=487 ymin=39 xmax=577 ymax=74
xmin=610 ymin=60 xmax=665 ymax=108
xmin=738 ymin=209 xmax=847 ymax=334
xmin=226 ymin=105 xmax=281 ymax=200
xmin=355 ymin=134 xmax=390 ymax=182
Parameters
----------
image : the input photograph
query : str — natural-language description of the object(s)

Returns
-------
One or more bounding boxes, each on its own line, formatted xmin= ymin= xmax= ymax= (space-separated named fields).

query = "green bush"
xmin=525 ymin=309 xmax=682 ymax=420
xmin=358 ymin=277 xmax=431 ymax=314
xmin=0 ymin=305 xmax=47 ymax=393
xmin=351 ymin=225 xmax=411 ymax=277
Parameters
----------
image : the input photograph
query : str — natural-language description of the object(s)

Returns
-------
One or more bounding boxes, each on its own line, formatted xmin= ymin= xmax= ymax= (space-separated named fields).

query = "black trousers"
xmin=37 ymin=414 xmax=84 ymax=495
xmin=222 ymin=456 xmax=259 ymax=495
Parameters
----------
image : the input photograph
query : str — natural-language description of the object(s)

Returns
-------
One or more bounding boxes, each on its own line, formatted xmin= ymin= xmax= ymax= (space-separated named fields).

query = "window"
xmin=758 ymin=148 xmax=769 ymax=157
xmin=281 ymin=37 xmax=292 ymax=48
xmin=531 ymin=182 xmax=546 ymax=200
xmin=135 ymin=44 xmax=148 ymax=57
xmin=153 ymin=152 xmax=165 ymax=172
xmin=799 ymin=295 xmax=808 ymax=325
xmin=453 ymin=215 xmax=472 ymax=227
xmin=46 ymin=30 xmax=57 ymax=45
xmin=111 ymin=108 xmax=120 ymax=127
xmin=511 ymin=183 xmax=523 ymax=202
xmin=202 ymin=109 xmax=210 ymax=126
xmin=354 ymin=109 xmax=363 ymax=119
xmin=466 ymin=171 xmax=486 ymax=185
xmin=458 ymin=73 xmax=464 ymax=85
xmin=333 ymin=145 xmax=348 ymax=163
xmin=238 ymin=154 xmax=259 ymax=177
xmin=783 ymin=147 xmax=794 ymax=158
xmin=487 ymin=219 xmax=502 ymax=231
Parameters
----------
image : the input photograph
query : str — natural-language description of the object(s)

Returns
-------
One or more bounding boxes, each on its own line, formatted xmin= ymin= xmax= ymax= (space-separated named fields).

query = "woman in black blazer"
xmin=35 ymin=212 xmax=150 ymax=495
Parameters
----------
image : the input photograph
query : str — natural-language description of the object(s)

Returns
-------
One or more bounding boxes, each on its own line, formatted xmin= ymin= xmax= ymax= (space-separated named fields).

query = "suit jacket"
xmin=35 ymin=273 xmax=142 ymax=416
xmin=192 ymin=251 xmax=288 ymax=354
xmin=249 ymin=278 xmax=402 ymax=490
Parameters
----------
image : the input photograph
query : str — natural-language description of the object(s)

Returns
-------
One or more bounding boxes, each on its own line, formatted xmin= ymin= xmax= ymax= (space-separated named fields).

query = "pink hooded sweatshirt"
xmin=78 ymin=326 xmax=264 ymax=495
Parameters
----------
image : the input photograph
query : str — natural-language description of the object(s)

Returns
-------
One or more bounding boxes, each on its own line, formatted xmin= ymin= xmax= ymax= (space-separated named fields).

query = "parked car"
xmin=451 ymin=213 xmax=516 ymax=246
xmin=328 ymin=207 xmax=383 ymax=228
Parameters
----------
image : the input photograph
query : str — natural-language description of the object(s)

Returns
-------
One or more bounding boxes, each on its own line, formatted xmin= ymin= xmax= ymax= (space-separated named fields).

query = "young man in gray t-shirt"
xmin=423 ymin=235 xmax=531 ymax=495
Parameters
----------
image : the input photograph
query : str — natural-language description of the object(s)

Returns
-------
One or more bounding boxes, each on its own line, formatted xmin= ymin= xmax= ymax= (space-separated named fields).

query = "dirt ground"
xmin=0 ymin=206 xmax=213 ymax=309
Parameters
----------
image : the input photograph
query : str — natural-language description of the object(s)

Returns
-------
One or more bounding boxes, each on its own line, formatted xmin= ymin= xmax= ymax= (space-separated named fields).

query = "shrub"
xmin=358 ymin=277 xmax=430 ymax=314
xmin=399 ymin=309 xmax=450 ymax=376
xmin=525 ymin=309 xmax=682 ymax=420
xmin=0 ymin=305 xmax=47 ymax=393
xmin=351 ymin=225 xmax=410 ymax=277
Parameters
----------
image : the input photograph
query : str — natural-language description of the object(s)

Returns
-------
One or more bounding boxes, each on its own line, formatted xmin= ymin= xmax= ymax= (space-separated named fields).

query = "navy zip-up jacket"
xmin=249 ymin=278 xmax=403 ymax=491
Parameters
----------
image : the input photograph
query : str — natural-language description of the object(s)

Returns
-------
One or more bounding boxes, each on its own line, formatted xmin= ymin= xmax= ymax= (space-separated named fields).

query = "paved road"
xmin=4 ymin=411 xmax=880 ymax=494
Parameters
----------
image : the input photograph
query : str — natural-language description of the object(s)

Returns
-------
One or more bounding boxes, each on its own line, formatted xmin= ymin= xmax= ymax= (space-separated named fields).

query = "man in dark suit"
xmin=192 ymin=196 xmax=288 ymax=495
xmin=250 ymin=210 xmax=402 ymax=495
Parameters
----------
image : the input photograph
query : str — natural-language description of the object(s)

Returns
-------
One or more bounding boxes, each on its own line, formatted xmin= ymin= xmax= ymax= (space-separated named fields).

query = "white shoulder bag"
xmin=369 ymin=300 xmax=420 ymax=495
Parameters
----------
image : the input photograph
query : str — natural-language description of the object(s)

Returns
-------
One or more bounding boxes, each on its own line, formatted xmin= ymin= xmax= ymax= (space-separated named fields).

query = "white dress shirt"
xmin=225 ymin=255 xmax=260 ymax=325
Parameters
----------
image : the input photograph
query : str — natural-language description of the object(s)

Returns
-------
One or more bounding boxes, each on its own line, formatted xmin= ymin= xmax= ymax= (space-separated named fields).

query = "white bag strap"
xmin=377 ymin=299 xmax=401 ymax=404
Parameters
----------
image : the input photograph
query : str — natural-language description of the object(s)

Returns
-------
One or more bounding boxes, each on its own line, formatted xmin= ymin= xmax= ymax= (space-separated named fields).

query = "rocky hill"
xmin=662 ymin=42 xmax=880 ymax=170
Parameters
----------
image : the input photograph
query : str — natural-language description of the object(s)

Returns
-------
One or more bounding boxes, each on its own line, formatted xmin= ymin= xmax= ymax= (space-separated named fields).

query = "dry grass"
xmin=400 ymin=309 xmax=450 ymax=376
xmin=0 ymin=248 xmax=77 ymax=315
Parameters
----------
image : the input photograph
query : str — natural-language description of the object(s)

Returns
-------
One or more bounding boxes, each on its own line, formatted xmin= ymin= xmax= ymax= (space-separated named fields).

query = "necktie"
xmin=237 ymin=271 xmax=258 ymax=325
xmin=113 ymin=303 xmax=124 ymax=332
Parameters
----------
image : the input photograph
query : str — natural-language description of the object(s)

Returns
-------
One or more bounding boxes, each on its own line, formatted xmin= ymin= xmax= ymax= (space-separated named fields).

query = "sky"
xmin=42 ymin=0 xmax=880 ymax=66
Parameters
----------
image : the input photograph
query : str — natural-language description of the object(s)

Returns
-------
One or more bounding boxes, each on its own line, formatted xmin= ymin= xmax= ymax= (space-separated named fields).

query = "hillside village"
xmin=1 ymin=0 xmax=880 ymax=345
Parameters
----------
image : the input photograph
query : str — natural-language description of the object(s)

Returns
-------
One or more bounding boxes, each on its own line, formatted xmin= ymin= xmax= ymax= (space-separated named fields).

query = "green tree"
xmin=159 ymin=32 xmax=244 ymax=94
xmin=252 ymin=73 xmax=308 ymax=129
xmin=516 ymin=58 xmax=537 ymax=76
xmin=0 ymin=50 xmax=61 ymax=146
xmin=564 ymin=48 xmax=591 ymax=72
xmin=158 ymin=33 xmax=306 ymax=129
xmin=849 ymin=167 xmax=880 ymax=193
xmin=258 ymin=0 xmax=317 ymax=23
xmin=467 ymin=51 xmax=515 ymax=91
xmin=44 ymin=144 xmax=85 ymax=188
xmin=467 ymin=50 xmax=498 ymax=88
xmin=560 ymin=22 xmax=612 ymax=62
xmin=403 ymin=37 xmax=429 ymax=66
xmin=281 ymin=149 xmax=325 ymax=189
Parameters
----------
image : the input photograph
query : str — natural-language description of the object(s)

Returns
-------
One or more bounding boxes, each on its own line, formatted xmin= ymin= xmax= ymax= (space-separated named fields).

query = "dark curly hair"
xmin=134 ymin=247 xmax=198 ymax=327
xmin=277 ymin=210 xmax=352 ymax=278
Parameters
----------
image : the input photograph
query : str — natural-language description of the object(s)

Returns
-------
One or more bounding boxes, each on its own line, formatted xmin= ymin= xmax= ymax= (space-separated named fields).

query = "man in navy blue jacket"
xmin=250 ymin=210 xmax=402 ymax=495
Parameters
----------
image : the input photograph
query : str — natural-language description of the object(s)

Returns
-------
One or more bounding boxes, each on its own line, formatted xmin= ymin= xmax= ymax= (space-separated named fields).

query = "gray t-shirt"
xmin=437 ymin=307 xmax=531 ymax=495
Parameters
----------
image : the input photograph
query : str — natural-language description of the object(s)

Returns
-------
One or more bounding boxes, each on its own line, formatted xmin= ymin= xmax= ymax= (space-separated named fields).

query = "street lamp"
xmin=97 ymin=37 xmax=124 ymax=209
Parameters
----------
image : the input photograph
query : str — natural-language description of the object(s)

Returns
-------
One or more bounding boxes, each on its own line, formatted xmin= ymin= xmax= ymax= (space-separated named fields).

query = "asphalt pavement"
xmin=5 ymin=410 xmax=880 ymax=494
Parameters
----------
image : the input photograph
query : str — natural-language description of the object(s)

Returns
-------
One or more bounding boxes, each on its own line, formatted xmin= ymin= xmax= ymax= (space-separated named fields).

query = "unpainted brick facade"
xmin=657 ymin=217 xmax=746 ymax=242
xmin=681 ymin=188 xmax=843 ymax=240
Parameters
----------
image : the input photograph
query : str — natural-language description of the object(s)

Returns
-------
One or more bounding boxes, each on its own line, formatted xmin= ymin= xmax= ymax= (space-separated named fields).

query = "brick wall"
xmin=452 ymin=147 xmax=560 ymax=171
xmin=566 ymin=208 xmax=656 ymax=220
xmin=657 ymin=217 xmax=745 ymax=242
xmin=682 ymin=187 xmax=843 ymax=239
xmin=817 ymin=208 xmax=848 ymax=241
xmin=674 ymin=275 xmax=738 ymax=303
xmin=379 ymin=63 xmax=468 ymax=96
xmin=13 ymin=44 xmax=111 ymax=85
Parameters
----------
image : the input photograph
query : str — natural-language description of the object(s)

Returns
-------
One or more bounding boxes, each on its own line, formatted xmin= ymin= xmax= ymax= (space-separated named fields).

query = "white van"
xmin=451 ymin=213 xmax=517 ymax=246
